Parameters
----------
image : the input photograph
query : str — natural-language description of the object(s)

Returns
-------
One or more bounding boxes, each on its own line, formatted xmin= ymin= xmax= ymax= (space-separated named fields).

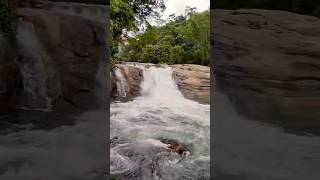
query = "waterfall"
xmin=114 ymin=67 xmax=128 ymax=97
xmin=15 ymin=20 xmax=54 ymax=111
xmin=110 ymin=64 xmax=210 ymax=179
xmin=140 ymin=66 xmax=184 ymax=99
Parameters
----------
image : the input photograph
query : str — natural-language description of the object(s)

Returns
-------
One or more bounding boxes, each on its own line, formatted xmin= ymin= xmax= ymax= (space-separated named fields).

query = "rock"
xmin=110 ymin=70 xmax=118 ymax=97
xmin=171 ymin=64 xmax=210 ymax=104
xmin=0 ymin=33 xmax=5 ymax=91
xmin=213 ymin=9 xmax=320 ymax=133
xmin=0 ymin=0 xmax=108 ymax=111
xmin=168 ymin=143 xmax=188 ymax=155
xmin=159 ymin=138 xmax=189 ymax=155
xmin=113 ymin=63 xmax=143 ymax=98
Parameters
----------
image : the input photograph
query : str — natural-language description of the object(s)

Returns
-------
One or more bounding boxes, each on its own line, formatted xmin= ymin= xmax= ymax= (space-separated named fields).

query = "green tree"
xmin=110 ymin=0 xmax=165 ymax=60
xmin=169 ymin=45 xmax=183 ymax=64
xmin=120 ymin=9 xmax=210 ymax=66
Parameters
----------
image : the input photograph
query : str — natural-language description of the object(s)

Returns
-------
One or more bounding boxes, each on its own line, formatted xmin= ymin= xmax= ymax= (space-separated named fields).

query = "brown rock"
xmin=168 ymin=143 xmax=188 ymax=155
xmin=159 ymin=138 xmax=189 ymax=155
xmin=0 ymin=1 xmax=108 ymax=110
xmin=171 ymin=64 xmax=210 ymax=104
xmin=113 ymin=63 xmax=143 ymax=98
xmin=213 ymin=9 xmax=320 ymax=132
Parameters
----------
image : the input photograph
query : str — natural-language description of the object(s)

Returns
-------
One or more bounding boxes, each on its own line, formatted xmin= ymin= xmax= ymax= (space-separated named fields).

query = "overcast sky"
xmin=162 ymin=0 xmax=210 ymax=19
xmin=148 ymin=0 xmax=210 ymax=26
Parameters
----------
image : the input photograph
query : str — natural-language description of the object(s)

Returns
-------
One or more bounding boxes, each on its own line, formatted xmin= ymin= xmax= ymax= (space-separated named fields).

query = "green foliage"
xmin=120 ymin=10 xmax=210 ymax=66
xmin=0 ymin=0 xmax=17 ymax=38
xmin=213 ymin=0 xmax=320 ymax=17
xmin=110 ymin=0 xmax=165 ymax=60
xmin=169 ymin=45 xmax=183 ymax=64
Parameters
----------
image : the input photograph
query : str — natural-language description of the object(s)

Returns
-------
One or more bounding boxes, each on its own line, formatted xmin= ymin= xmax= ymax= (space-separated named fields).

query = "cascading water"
xmin=110 ymin=64 xmax=210 ymax=179
xmin=15 ymin=20 xmax=55 ymax=111
xmin=114 ymin=67 xmax=128 ymax=97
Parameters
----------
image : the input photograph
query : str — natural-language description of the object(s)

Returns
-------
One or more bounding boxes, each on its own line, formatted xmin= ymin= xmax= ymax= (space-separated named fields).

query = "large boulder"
xmin=113 ymin=63 xmax=143 ymax=98
xmin=213 ymin=9 xmax=320 ymax=132
xmin=172 ymin=64 xmax=210 ymax=104
xmin=0 ymin=0 xmax=108 ymax=111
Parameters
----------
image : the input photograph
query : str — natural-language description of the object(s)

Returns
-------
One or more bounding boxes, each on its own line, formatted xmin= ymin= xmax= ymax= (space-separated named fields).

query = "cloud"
xmin=162 ymin=0 xmax=210 ymax=19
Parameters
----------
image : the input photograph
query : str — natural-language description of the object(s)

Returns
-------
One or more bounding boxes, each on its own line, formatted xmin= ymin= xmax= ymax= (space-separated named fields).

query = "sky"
xmin=149 ymin=0 xmax=210 ymax=26
xmin=129 ymin=0 xmax=210 ymax=35
xmin=162 ymin=0 xmax=210 ymax=19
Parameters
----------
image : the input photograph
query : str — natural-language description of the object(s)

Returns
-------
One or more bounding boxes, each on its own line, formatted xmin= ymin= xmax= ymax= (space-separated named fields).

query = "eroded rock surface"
xmin=213 ymin=9 xmax=320 ymax=134
xmin=113 ymin=63 xmax=143 ymax=98
xmin=172 ymin=64 xmax=210 ymax=104
xmin=0 ymin=0 xmax=108 ymax=110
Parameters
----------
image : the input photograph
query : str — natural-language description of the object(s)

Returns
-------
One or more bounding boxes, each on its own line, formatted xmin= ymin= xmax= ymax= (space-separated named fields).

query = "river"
xmin=110 ymin=64 xmax=210 ymax=179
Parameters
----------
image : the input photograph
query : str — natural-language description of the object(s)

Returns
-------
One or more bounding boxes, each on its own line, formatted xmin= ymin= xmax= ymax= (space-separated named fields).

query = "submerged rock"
xmin=168 ymin=143 xmax=189 ymax=155
xmin=159 ymin=138 xmax=189 ymax=155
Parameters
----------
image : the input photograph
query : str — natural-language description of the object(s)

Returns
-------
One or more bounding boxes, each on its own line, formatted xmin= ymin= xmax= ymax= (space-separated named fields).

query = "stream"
xmin=110 ymin=64 xmax=210 ymax=179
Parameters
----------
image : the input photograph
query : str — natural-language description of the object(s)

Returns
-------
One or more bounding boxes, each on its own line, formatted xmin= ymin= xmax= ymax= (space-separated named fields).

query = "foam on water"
xmin=110 ymin=64 xmax=210 ymax=179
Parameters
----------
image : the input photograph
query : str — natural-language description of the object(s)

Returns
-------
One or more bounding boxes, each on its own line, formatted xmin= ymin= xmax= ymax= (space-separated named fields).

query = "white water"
xmin=114 ymin=67 xmax=128 ymax=97
xmin=16 ymin=20 xmax=54 ymax=111
xmin=110 ymin=64 xmax=210 ymax=179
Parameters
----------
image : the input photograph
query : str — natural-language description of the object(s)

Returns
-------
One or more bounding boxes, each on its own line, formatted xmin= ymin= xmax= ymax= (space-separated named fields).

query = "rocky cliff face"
xmin=0 ymin=0 xmax=108 ymax=111
xmin=213 ymin=9 xmax=320 ymax=133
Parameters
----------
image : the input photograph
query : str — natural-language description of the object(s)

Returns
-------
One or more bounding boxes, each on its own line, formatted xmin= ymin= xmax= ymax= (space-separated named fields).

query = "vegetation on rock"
xmin=0 ymin=0 xmax=17 ymax=38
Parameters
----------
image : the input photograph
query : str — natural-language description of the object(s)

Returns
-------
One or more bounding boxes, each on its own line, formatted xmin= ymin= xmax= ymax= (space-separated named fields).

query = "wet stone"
xmin=159 ymin=138 xmax=189 ymax=155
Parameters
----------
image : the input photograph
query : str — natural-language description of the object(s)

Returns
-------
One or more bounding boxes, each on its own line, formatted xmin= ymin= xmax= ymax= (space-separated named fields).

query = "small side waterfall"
xmin=114 ymin=67 xmax=128 ymax=97
xmin=15 ymin=20 xmax=56 ymax=111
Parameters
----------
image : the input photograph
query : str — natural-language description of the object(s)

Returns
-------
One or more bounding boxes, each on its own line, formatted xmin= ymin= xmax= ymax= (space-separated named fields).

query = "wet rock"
xmin=168 ymin=143 xmax=188 ymax=155
xmin=171 ymin=64 xmax=210 ymax=104
xmin=213 ymin=9 xmax=320 ymax=134
xmin=113 ymin=64 xmax=143 ymax=98
xmin=159 ymin=138 xmax=189 ymax=155
xmin=0 ymin=0 xmax=108 ymax=111
xmin=110 ymin=71 xmax=118 ymax=97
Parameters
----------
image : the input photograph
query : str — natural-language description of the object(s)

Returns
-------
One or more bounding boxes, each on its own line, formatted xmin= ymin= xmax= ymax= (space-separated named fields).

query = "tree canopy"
xmin=110 ymin=0 xmax=165 ymax=60
xmin=118 ymin=9 xmax=210 ymax=66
